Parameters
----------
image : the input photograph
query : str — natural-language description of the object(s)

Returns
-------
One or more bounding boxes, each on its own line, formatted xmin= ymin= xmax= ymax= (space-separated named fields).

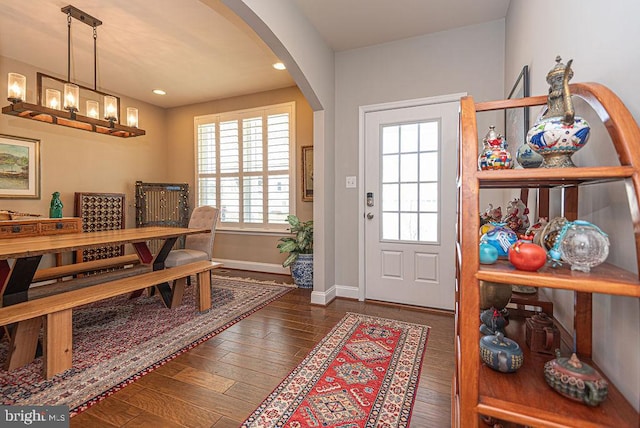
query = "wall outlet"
xmin=346 ymin=176 xmax=357 ymax=188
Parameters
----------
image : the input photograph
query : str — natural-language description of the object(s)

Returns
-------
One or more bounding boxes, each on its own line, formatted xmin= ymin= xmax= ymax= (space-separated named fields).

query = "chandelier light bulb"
xmin=46 ymin=89 xmax=61 ymax=110
xmin=104 ymin=95 xmax=118 ymax=121
xmin=7 ymin=73 xmax=26 ymax=103
xmin=126 ymin=107 xmax=138 ymax=127
xmin=63 ymin=83 xmax=79 ymax=111
xmin=86 ymin=100 xmax=99 ymax=119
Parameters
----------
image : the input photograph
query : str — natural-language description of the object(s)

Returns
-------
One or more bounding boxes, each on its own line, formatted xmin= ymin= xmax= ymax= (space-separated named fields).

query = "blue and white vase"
xmin=291 ymin=253 xmax=313 ymax=288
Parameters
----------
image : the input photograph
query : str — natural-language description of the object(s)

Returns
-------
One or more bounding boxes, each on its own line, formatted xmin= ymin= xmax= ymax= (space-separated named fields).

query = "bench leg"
xmin=170 ymin=277 xmax=187 ymax=309
xmin=197 ymin=270 xmax=212 ymax=312
xmin=4 ymin=318 xmax=41 ymax=371
xmin=43 ymin=309 xmax=73 ymax=379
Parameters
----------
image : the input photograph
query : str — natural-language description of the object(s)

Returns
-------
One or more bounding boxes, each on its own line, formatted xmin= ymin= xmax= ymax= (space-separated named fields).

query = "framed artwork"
xmin=0 ymin=134 xmax=40 ymax=199
xmin=302 ymin=146 xmax=313 ymax=201
xmin=504 ymin=65 xmax=530 ymax=155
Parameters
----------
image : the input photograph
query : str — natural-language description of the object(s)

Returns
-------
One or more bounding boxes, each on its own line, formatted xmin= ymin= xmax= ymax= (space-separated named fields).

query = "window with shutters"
xmin=194 ymin=102 xmax=295 ymax=231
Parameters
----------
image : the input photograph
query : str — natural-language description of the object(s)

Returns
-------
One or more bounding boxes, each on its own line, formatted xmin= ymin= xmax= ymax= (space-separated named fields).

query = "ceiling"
xmin=0 ymin=0 xmax=510 ymax=109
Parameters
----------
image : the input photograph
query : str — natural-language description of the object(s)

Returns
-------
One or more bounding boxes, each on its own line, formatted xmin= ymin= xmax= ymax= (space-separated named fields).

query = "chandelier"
xmin=3 ymin=5 xmax=145 ymax=138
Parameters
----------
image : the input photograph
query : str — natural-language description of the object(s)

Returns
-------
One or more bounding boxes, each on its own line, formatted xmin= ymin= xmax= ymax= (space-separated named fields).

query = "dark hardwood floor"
xmin=70 ymin=269 xmax=455 ymax=427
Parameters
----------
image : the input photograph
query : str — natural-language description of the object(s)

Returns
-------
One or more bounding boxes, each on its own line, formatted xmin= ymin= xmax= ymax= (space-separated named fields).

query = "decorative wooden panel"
xmin=74 ymin=192 xmax=126 ymax=263
xmin=135 ymin=181 xmax=189 ymax=253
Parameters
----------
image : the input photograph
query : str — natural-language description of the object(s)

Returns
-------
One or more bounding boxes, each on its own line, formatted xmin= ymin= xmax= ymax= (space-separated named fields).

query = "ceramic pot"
xmin=290 ymin=253 xmax=313 ymax=288
xmin=480 ymin=222 xmax=518 ymax=257
xmin=480 ymin=332 xmax=523 ymax=373
xmin=516 ymin=143 xmax=544 ymax=168
xmin=479 ymin=242 xmax=499 ymax=264
xmin=526 ymin=57 xmax=590 ymax=168
xmin=508 ymin=240 xmax=547 ymax=272
xmin=544 ymin=350 xmax=608 ymax=406
xmin=478 ymin=126 xmax=513 ymax=170
xmin=479 ymin=281 xmax=512 ymax=310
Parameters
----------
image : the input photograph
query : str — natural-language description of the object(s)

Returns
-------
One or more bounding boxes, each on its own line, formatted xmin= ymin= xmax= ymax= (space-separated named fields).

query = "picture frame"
xmin=301 ymin=146 xmax=313 ymax=201
xmin=0 ymin=134 xmax=40 ymax=199
xmin=504 ymin=65 xmax=530 ymax=156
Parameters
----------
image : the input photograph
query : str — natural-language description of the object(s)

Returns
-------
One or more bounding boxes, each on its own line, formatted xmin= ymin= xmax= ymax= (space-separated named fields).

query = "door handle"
xmin=366 ymin=213 xmax=374 ymax=220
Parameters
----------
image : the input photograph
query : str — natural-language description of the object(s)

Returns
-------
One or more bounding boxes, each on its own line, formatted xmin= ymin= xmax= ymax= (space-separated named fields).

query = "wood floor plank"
xmin=71 ymin=269 xmax=454 ymax=427
xmin=123 ymin=386 xmax=222 ymax=428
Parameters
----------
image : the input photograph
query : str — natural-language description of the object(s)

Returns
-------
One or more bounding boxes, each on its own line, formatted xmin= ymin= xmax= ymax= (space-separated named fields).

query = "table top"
xmin=0 ymin=226 xmax=211 ymax=259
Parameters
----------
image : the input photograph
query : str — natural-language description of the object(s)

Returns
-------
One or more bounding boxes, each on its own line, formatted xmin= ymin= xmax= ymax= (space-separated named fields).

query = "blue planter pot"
xmin=291 ymin=254 xmax=313 ymax=288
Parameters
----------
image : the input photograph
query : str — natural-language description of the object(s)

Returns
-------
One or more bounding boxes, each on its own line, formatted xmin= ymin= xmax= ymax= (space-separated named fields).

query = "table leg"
xmin=2 ymin=255 xmax=42 ymax=306
xmin=130 ymin=237 xmax=177 ymax=307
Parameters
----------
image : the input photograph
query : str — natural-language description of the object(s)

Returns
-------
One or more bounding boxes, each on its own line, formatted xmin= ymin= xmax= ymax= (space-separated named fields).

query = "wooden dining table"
xmin=0 ymin=226 xmax=211 ymax=308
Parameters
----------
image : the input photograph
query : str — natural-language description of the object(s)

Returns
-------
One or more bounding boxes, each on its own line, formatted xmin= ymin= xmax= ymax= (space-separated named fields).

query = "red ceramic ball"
xmin=508 ymin=240 xmax=547 ymax=271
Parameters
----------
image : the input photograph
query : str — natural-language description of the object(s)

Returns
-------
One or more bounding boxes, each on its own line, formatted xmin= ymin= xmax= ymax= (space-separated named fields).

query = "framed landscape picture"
xmin=0 ymin=134 xmax=40 ymax=199
xmin=302 ymin=146 xmax=313 ymax=201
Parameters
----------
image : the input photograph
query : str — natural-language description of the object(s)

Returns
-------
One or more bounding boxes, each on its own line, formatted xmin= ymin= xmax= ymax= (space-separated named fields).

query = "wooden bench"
xmin=32 ymin=253 xmax=141 ymax=283
xmin=0 ymin=260 xmax=222 ymax=379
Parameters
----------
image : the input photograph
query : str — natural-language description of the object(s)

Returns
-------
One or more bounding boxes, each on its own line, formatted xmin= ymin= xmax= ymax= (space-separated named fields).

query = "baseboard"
xmin=335 ymin=284 xmax=359 ymax=300
xmin=212 ymin=258 xmax=290 ymax=275
xmin=311 ymin=285 xmax=336 ymax=305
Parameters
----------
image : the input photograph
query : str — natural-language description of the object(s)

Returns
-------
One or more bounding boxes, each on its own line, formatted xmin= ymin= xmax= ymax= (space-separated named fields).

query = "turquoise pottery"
xmin=480 ymin=222 xmax=518 ymax=257
xmin=479 ymin=241 xmax=499 ymax=264
xmin=290 ymin=253 xmax=313 ymax=288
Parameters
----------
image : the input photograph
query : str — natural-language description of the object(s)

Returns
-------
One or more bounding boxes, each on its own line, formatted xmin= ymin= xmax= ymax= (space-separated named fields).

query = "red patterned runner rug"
xmin=242 ymin=312 xmax=430 ymax=428
xmin=0 ymin=276 xmax=292 ymax=415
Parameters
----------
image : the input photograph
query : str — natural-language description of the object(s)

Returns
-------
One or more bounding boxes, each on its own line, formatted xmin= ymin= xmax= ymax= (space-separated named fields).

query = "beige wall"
xmin=164 ymin=86 xmax=313 ymax=266
xmin=0 ymin=56 xmax=168 ymax=264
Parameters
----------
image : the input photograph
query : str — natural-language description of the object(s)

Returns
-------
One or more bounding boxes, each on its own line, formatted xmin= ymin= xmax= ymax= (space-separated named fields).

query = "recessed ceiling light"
xmin=273 ymin=62 xmax=286 ymax=70
xmin=152 ymin=89 xmax=166 ymax=95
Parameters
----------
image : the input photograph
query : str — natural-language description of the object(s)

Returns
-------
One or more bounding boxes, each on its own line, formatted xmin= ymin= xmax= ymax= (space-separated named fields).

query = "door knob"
xmin=366 ymin=212 xmax=374 ymax=220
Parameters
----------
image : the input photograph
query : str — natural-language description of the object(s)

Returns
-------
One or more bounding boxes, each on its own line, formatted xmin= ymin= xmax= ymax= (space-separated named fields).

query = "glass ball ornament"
xmin=548 ymin=220 xmax=610 ymax=272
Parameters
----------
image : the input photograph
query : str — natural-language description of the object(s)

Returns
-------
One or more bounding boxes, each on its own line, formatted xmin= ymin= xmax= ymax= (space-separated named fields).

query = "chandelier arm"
xmin=93 ymin=25 xmax=98 ymax=91
xmin=67 ymin=12 xmax=72 ymax=83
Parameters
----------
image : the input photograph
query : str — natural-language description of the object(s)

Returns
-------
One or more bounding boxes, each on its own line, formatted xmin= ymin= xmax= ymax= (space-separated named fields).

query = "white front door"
xmin=363 ymin=98 xmax=459 ymax=310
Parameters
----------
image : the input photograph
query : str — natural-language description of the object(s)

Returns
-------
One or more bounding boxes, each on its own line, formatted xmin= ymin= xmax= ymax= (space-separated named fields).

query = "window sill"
xmin=216 ymin=227 xmax=290 ymax=236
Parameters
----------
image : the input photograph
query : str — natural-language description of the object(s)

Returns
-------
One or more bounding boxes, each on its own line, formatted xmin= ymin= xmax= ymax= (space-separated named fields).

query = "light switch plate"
xmin=346 ymin=176 xmax=357 ymax=188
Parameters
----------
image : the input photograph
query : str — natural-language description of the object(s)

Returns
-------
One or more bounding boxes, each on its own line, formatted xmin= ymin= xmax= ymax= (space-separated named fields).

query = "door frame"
xmin=358 ymin=93 xmax=466 ymax=302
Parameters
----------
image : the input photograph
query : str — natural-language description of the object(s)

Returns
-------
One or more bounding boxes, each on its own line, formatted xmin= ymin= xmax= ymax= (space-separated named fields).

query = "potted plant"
xmin=277 ymin=214 xmax=313 ymax=288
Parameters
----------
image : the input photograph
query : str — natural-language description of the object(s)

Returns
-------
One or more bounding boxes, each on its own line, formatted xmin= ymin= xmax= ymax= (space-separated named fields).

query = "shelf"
xmin=476 ymin=166 xmax=635 ymax=189
xmin=2 ymin=102 xmax=145 ymax=138
xmin=476 ymin=318 xmax=637 ymax=427
xmin=477 ymin=260 xmax=640 ymax=297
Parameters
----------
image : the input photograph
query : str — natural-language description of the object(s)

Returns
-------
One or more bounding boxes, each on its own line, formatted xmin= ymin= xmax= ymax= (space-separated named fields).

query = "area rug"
xmin=0 ymin=276 xmax=292 ymax=415
xmin=241 ymin=312 xmax=430 ymax=428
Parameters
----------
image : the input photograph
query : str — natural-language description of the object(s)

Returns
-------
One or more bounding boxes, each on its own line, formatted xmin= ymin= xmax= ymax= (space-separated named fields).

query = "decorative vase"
xmin=480 ymin=332 xmax=523 ymax=373
xmin=526 ymin=57 xmax=590 ymax=168
xmin=548 ymin=220 xmax=610 ymax=272
xmin=479 ymin=281 xmax=512 ymax=310
xmin=508 ymin=240 xmax=547 ymax=272
xmin=290 ymin=253 xmax=313 ymax=288
xmin=478 ymin=126 xmax=513 ymax=170
xmin=516 ymin=143 xmax=544 ymax=168
xmin=49 ymin=191 xmax=63 ymax=218
xmin=501 ymin=198 xmax=530 ymax=234
xmin=479 ymin=241 xmax=499 ymax=264
xmin=480 ymin=222 xmax=518 ymax=257
xmin=544 ymin=350 xmax=608 ymax=406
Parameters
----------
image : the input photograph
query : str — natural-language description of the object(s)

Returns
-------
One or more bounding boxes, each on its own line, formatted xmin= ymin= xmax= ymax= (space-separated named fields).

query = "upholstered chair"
xmin=165 ymin=206 xmax=219 ymax=268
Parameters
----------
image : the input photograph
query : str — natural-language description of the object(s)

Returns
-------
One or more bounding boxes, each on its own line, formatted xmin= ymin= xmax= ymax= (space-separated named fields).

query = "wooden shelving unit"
xmin=454 ymin=82 xmax=640 ymax=427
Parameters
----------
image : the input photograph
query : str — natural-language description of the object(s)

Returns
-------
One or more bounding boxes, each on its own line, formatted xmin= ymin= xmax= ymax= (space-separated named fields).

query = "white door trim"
xmin=357 ymin=93 xmax=467 ymax=302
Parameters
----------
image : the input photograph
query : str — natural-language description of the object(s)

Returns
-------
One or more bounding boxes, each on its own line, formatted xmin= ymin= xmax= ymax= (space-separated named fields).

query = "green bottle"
xmin=49 ymin=191 xmax=63 ymax=218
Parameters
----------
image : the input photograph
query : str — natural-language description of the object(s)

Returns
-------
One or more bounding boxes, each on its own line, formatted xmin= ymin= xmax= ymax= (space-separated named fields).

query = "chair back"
xmin=185 ymin=206 xmax=219 ymax=259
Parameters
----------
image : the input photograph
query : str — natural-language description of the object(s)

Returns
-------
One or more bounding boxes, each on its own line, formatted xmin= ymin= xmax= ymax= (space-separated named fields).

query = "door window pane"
xmin=380 ymin=119 xmax=440 ymax=243
xmin=382 ymin=212 xmax=399 ymax=240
